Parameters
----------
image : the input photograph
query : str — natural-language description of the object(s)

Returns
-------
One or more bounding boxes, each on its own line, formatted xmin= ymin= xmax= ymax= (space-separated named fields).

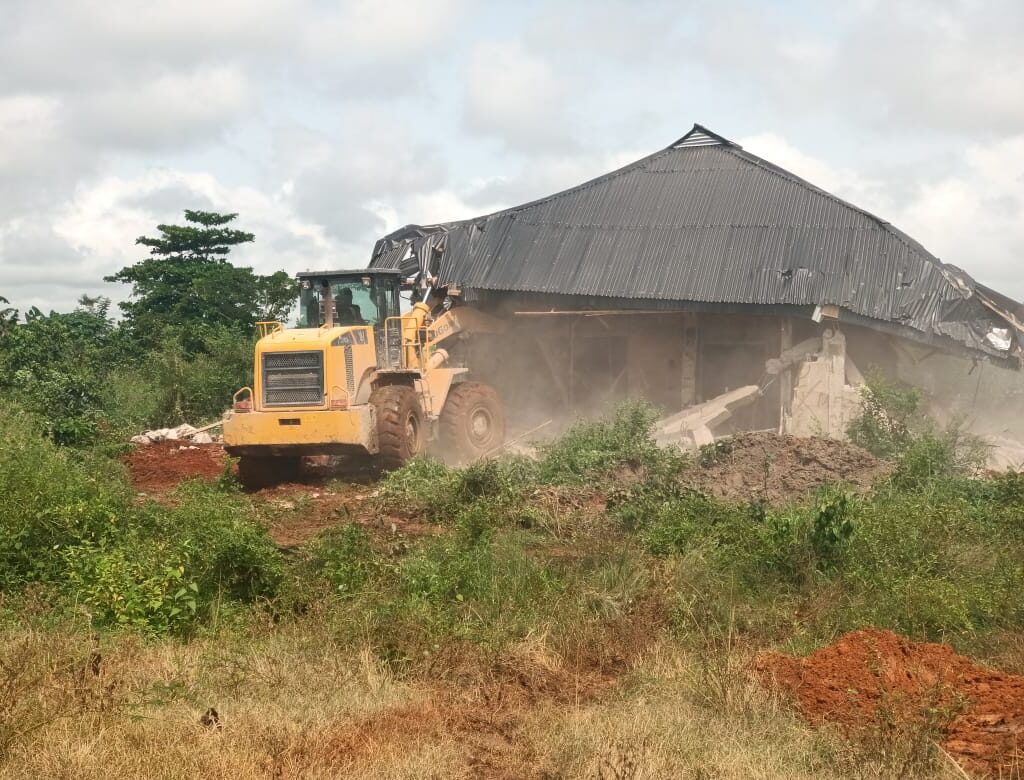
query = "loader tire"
xmin=237 ymin=455 xmax=301 ymax=490
xmin=372 ymin=385 xmax=424 ymax=470
xmin=438 ymin=382 xmax=505 ymax=464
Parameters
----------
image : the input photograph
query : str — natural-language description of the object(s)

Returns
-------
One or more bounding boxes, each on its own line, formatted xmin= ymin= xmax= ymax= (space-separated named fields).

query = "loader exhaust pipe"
xmin=321 ymin=280 xmax=334 ymax=328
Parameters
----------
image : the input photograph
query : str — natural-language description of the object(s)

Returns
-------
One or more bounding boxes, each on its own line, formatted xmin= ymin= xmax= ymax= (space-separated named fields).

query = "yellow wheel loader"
xmin=223 ymin=269 xmax=506 ymax=488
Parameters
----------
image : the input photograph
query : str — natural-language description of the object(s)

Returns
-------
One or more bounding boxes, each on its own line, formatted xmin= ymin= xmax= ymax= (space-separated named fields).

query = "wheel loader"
xmin=222 ymin=268 xmax=506 ymax=487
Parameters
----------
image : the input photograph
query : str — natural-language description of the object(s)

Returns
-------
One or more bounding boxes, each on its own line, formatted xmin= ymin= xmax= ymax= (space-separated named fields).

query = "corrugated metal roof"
xmin=370 ymin=124 xmax=1020 ymax=360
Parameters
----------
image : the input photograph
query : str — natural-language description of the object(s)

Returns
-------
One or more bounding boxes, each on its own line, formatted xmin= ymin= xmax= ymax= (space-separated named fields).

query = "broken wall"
xmin=457 ymin=296 xmax=1020 ymax=457
xmin=463 ymin=306 xmax=783 ymax=434
xmin=782 ymin=329 xmax=863 ymax=438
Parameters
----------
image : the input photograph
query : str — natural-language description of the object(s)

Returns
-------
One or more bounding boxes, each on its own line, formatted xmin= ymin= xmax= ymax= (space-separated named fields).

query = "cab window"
xmin=296 ymin=277 xmax=382 ymax=328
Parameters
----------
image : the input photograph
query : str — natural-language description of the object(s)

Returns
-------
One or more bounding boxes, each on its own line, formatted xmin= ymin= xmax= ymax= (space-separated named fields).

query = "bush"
xmin=0 ymin=409 xmax=130 ymax=589
xmin=374 ymin=457 xmax=459 ymax=520
xmin=144 ymin=326 xmax=254 ymax=427
xmin=538 ymin=401 xmax=681 ymax=484
xmin=847 ymin=371 xmax=922 ymax=458
xmin=0 ymin=301 xmax=142 ymax=446
xmin=889 ymin=427 xmax=987 ymax=489
xmin=311 ymin=524 xmax=378 ymax=597
xmin=0 ymin=409 xmax=282 ymax=634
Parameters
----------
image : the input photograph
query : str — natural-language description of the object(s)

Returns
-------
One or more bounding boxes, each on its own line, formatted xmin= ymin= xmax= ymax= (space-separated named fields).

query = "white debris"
xmin=987 ymin=327 xmax=1011 ymax=352
xmin=132 ymin=422 xmax=218 ymax=445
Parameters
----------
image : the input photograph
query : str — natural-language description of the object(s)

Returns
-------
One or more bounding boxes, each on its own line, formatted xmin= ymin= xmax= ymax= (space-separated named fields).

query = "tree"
xmin=0 ymin=296 xmax=17 ymax=336
xmin=105 ymin=210 xmax=296 ymax=347
xmin=0 ymin=299 xmax=122 ymax=445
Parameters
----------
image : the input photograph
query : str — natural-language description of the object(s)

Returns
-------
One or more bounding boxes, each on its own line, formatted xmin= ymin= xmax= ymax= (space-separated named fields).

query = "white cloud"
xmin=73 ymin=66 xmax=254 ymax=150
xmin=0 ymin=96 xmax=64 ymax=174
xmin=699 ymin=0 xmax=1024 ymax=134
xmin=0 ymin=169 xmax=348 ymax=313
xmin=2 ymin=0 xmax=1024 ymax=317
xmin=463 ymin=41 xmax=572 ymax=151
xmin=897 ymin=136 xmax=1024 ymax=293
xmin=304 ymin=0 xmax=465 ymax=61
xmin=280 ymin=109 xmax=449 ymax=241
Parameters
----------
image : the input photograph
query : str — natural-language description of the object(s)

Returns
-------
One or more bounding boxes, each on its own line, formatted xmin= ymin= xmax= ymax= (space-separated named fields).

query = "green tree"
xmin=105 ymin=210 xmax=296 ymax=347
xmin=0 ymin=297 xmax=123 ymax=445
xmin=0 ymin=296 xmax=17 ymax=336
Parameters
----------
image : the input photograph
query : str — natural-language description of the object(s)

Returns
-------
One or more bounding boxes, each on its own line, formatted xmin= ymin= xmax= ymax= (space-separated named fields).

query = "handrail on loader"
xmin=256 ymin=321 xmax=284 ymax=338
xmin=383 ymin=315 xmax=428 ymax=371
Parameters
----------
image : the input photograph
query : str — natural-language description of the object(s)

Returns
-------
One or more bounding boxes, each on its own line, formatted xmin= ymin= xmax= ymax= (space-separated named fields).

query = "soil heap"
xmin=683 ymin=431 xmax=889 ymax=502
xmin=124 ymin=440 xmax=226 ymax=492
xmin=756 ymin=629 xmax=1024 ymax=777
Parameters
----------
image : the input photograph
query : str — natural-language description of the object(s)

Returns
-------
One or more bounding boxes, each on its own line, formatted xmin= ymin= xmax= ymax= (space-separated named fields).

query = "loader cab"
xmin=295 ymin=269 xmax=402 ymax=330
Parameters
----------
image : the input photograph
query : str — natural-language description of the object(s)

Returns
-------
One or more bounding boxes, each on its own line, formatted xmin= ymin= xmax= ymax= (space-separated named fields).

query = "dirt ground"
xmin=123 ymin=440 xmax=228 ymax=491
xmin=123 ymin=442 xmax=437 ymax=546
xmin=124 ymin=431 xmax=892 ymax=545
xmin=756 ymin=629 xmax=1024 ymax=777
xmin=683 ymin=431 xmax=890 ymax=503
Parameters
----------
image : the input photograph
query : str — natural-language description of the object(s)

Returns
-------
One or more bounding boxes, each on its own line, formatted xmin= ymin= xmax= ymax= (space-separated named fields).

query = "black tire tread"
xmin=438 ymin=381 xmax=505 ymax=464
xmin=371 ymin=385 xmax=423 ymax=470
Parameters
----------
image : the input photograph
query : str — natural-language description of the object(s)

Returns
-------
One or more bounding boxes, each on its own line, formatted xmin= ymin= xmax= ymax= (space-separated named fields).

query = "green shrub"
xmin=847 ymin=371 xmax=922 ymax=458
xmin=143 ymin=326 xmax=253 ymax=427
xmin=538 ymin=401 xmax=671 ymax=484
xmin=0 ymin=409 xmax=130 ymax=589
xmin=63 ymin=544 xmax=200 ymax=633
xmin=0 ymin=410 xmax=282 ymax=634
xmin=374 ymin=457 xmax=458 ymax=520
xmin=312 ymin=524 xmax=377 ymax=597
xmin=889 ymin=427 xmax=986 ymax=489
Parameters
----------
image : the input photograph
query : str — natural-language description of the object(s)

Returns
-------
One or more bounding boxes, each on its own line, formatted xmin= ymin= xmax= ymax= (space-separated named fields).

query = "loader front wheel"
xmin=438 ymin=381 xmax=505 ymax=464
xmin=237 ymin=455 xmax=301 ymax=490
xmin=373 ymin=385 xmax=424 ymax=470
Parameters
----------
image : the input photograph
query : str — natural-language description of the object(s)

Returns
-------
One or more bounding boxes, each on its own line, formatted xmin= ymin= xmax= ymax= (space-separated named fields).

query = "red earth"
xmin=756 ymin=629 xmax=1024 ymax=777
xmin=123 ymin=440 xmax=227 ymax=492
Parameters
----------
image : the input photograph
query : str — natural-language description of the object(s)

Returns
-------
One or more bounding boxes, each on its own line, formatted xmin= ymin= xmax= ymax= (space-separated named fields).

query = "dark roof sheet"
xmin=370 ymin=124 xmax=1020 ymax=359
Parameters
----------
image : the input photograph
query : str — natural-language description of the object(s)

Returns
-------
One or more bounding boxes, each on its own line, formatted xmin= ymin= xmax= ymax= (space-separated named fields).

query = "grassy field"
xmin=2 ymin=402 xmax=1023 ymax=778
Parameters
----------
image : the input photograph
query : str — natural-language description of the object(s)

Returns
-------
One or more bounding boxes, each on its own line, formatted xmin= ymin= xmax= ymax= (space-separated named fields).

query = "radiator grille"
xmin=262 ymin=351 xmax=324 ymax=407
xmin=344 ymin=346 xmax=355 ymax=392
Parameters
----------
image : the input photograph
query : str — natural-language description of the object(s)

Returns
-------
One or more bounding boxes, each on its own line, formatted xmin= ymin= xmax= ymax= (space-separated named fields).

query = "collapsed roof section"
xmin=370 ymin=124 xmax=1022 ymax=362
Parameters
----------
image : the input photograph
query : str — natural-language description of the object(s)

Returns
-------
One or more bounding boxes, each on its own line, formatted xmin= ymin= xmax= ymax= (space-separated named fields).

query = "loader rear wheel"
xmin=236 ymin=455 xmax=301 ymax=490
xmin=372 ymin=385 xmax=424 ymax=470
xmin=438 ymin=382 xmax=505 ymax=464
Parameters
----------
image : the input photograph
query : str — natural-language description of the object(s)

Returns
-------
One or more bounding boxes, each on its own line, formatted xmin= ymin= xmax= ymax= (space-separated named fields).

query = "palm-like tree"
xmin=0 ymin=296 xmax=18 ymax=335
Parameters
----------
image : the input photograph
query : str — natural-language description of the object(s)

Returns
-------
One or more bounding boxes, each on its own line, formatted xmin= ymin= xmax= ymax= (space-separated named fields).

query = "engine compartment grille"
xmin=262 ymin=351 xmax=324 ymax=407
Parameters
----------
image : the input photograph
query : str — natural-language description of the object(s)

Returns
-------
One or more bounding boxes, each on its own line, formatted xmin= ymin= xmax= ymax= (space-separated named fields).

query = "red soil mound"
xmin=756 ymin=629 xmax=1024 ymax=776
xmin=124 ymin=441 xmax=226 ymax=491
xmin=684 ymin=431 xmax=889 ymax=502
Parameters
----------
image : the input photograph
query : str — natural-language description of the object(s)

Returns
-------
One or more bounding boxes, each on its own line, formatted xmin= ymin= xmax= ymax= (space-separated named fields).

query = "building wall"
xmin=460 ymin=297 xmax=1002 ymax=443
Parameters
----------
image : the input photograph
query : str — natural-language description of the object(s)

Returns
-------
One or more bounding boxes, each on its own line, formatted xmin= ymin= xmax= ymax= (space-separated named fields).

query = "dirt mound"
xmin=756 ymin=629 xmax=1024 ymax=777
xmin=124 ymin=441 xmax=227 ymax=491
xmin=683 ymin=431 xmax=889 ymax=502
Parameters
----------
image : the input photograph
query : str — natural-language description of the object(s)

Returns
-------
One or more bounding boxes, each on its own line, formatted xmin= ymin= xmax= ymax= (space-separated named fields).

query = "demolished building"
xmin=370 ymin=125 xmax=1023 ymax=446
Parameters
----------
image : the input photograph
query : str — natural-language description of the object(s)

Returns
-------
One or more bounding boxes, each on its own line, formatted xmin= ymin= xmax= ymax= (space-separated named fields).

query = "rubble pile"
xmin=130 ymin=423 xmax=219 ymax=446
xmin=682 ymin=431 xmax=889 ymax=502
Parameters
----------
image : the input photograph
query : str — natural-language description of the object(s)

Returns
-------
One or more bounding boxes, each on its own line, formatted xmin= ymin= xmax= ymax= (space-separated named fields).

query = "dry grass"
xmin=0 ymin=623 xmax=973 ymax=780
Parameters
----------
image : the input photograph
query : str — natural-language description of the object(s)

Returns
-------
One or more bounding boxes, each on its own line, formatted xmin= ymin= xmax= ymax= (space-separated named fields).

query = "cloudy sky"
xmin=2 ymin=0 xmax=1023 ymax=314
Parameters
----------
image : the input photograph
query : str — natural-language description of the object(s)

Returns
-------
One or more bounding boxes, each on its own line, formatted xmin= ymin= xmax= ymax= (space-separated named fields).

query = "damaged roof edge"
xmin=369 ymin=124 xmax=1023 ymax=366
